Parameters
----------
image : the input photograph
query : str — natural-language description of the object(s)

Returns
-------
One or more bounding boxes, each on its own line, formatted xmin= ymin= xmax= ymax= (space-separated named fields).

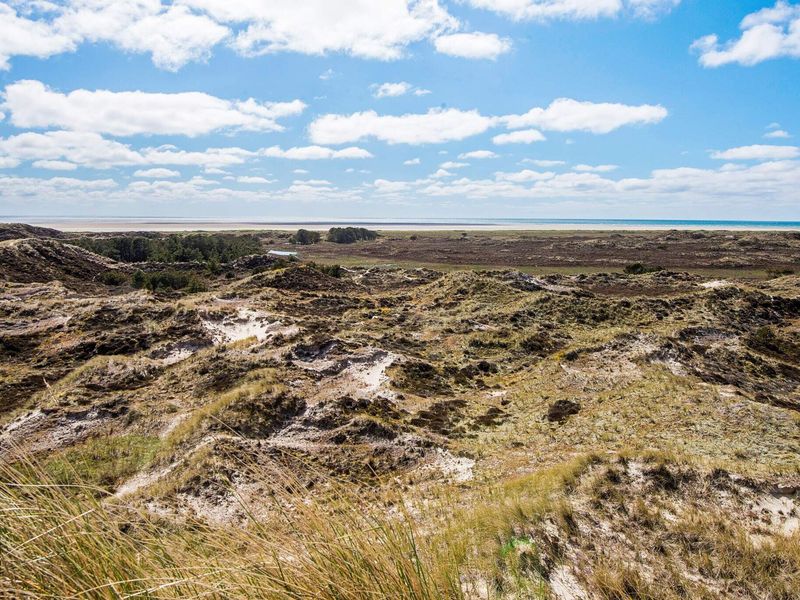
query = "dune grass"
xmin=0 ymin=456 xmax=464 ymax=599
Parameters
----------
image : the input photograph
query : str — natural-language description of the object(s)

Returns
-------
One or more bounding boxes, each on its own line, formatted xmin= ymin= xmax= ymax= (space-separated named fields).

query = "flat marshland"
xmin=1 ymin=223 xmax=799 ymax=599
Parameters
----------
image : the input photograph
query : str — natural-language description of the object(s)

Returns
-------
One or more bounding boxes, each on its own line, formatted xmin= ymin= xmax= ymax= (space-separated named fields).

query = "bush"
xmin=311 ymin=263 xmax=343 ymax=278
xmin=98 ymin=270 xmax=128 ymax=286
xmin=326 ymin=227 xmax=378 ymax=244
xmin=624 ymin=263 xmax=663 ymax=275
xmin=131 ymin=269 xmax=207 ymax=293
xmin=290 ymin=229 xmax=321 ymax=245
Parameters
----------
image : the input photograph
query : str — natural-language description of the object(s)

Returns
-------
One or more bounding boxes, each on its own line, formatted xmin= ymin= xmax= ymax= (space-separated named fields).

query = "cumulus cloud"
xmin=459 ymin=150 xmax=498 ymax=159
xmin=2 ymin=80 xmax=306 ymax=136
xmin=370 ymin=159 xmax=800 ymax=209
xmin=765 ymin=129 xmax=791 ymax=139
xmin=463 ymin=0 xmax=680 ymax=21
xmin=32 ymin=159 xmax=78 ymax=170
xmin=463 ymin=0 xmax=622 ymax=21
xmin=181 ymin=0 xmax=458 ymax=60
xmin=503 ymin=98 xmax=668 ymax=134
xmin=574 ymin=164 xmax=619 ymax=172
xmin=237 ymin=175 xmax=274 ymax=184
xmin=434 ymin=32 xmax=511 ymax=59
xmin=440 ymin=161 xmax=469 ymax=169
xmin=4 ymin=160 xmax=800 ymax=215
xmin=0 ymin=156 xmax=21 ymax=169
xmin=495 ymin=169 xmax=555 ymax=182
xmin=520 ymin=158 xmax=566 ymax=167
xmin=0 ymin=3 xmax=76 ymax=69
xmin=4 ymin=0 xmax=520 ymax=69
xmin=372 ymin=82 xmax=413 ymax=98
xmin=710 ymin=144 xmax=799 ymax=161
xmin=0 ymin=0 xmax=228 ymax=71
xmin=309 ymin=108 xmax=496 ymax=145
xmin=492 ymin=129 xmax=546 ymax=144
xmin=311 ymin=99 xmax=666 ymax=147
xmin=134 ymin=168 xmax=181 ymax=178
xmin=0 ymin=130 xmax=259 ymax=169
xmin=404 ymin=158 xmax=421 ymax=165
xmin=260 ymin=145 xmax=373 ymax=160
xmin=692 ymin=2 xmax=800 ymax=67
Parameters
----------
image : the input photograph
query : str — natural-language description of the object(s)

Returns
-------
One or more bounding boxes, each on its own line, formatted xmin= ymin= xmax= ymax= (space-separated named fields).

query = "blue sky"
xmin=0 ymin=0 xmax=798 ymax=220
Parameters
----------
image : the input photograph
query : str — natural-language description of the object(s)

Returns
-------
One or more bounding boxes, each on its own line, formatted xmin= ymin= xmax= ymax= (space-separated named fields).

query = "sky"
xmin=0 ymin=0 xmax=798 ymax=221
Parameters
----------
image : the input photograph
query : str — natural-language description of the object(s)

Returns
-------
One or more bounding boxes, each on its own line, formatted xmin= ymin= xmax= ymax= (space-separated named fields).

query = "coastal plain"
xmin=1 ymin=223 xmax=799 ymax=599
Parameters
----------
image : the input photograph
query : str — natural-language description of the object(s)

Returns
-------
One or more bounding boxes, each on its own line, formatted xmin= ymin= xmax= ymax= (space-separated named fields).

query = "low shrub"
xmin=624 ymin=263 xmax=664 ymax=275
xmin=327 ymin=227 xmax=378 ymax=244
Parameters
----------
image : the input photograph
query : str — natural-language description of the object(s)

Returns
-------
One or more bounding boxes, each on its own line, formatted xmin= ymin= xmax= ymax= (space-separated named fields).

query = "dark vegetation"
xmin=99 ymin=268 xmax=206 ymax=292
xmin=131 ymin=270 xmax=207 ymax=293
xmin=307 ymin=262 xmax=344 ymax=278
xmin=624 ymin=262 xmax=664 ymax=275
xmin=326 ymin=227 xmax=379 ymax=244
xmin=73 ymin=233 xmax=262 ymax=264
xmin=290 ymin=229 xmax=322 ymax=245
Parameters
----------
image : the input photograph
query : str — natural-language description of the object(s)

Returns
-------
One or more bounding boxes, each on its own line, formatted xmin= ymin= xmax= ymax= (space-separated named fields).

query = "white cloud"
xmin=0 ymin=3 xmax=76 ymax=70
xmin=404 ymin=158 xmax=421 ymax=165
xmin=520 ymin=158 xmax=566 ymax=167
xmin=373 ymin=178 xmax=413 ymax=193
xmin=372 ymin=82 xmax=413 ymax=98
xmin=309 ymin=98 xmax=665 ymax=147
xmin=414 ymin=88 xmax=432 ymax=96
xmin=503 ymin=98 xmax=668 ymax=133
xmin=459 ymin=150 xmax=498 ymax=159
xmin=432 ymin=168 xmax=454 ymax=178
xmin=440 ymin=161 xmax=469 ymax=168
xmin=107 ymin=5 xmax=229 ymax=71
xmin=574 ymin=163 xmax=619 ymax=172
xmin=765 ymin=129 xmax=791 ymax=139
xmin=5 ymin=159 xmax=800 ymax=215
xmin=182 ymin=0 xmax=458 ymax=60
xmin=319 ymin=68 xmax=336 ymax=80
xmin=134 ymin=168 xmax=181 ymax=178
xmin=0 ymin=130 xmax=258 ymax=169
xmin=260 ymin=145 xmax=373 ymax=160
xmin=0 ymin=1 xmax=228 ymax=71
xmin=711 ymin=144 xmax=799 ymax=161
xmin=0 ymin=156 xmax=22 ymax=168
xmin=2 ymin=80 xmax=306 ymax=136
xmin=495 ymin=169 xmax=555 ymax=182
xmin=463 ymin=0 xmax=681 ymax=22
xmin=32 ymin=159 xmax=78 ymax=170
xmin=463 ymin=0 xmax=623 ymax=21
xmin=692 ymin=2 xmax=800 ymax=67
xmin=0 ymin=0 xmax=492 ymax=70
xmin=492 ymin=129 xmax=546 ymax=144
xmin=237 ymin=175 xmax=274 ymax=184
xmin=309 ymin=108 xmax=496 ymax=145
xmin=293 ymin=168 xmax=310 ymax=174
xmin=434 ymin=32 xmax=511 ymax=59
xmin=627 ymin=0 xmax=681 ymax=19
xmin=365 ymin=159 xmax=800 ymax=209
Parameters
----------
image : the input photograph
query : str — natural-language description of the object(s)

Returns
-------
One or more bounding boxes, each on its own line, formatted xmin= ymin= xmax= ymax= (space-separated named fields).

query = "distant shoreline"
xmin=3 ymin=217 xmax=800 ymax=232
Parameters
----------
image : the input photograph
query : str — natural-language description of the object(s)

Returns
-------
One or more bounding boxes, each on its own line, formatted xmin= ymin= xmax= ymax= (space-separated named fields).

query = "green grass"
xmin=41 ymin=434 xmax=160 ymax=493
